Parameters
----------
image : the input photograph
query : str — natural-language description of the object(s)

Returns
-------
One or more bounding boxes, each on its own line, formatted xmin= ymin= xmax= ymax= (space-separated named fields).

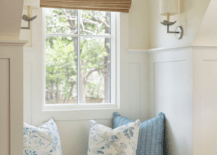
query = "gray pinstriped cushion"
xmin=112 ymin=112 xmax=165 ymax=155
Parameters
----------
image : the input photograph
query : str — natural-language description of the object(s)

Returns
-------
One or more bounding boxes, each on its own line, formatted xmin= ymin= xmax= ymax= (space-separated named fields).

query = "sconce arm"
xmin=21 ymin=21 xmax=30 ymax=29
xmin=160 ymin=20 xmax=184 ymax=39
xmin=167 ymin=25 xmax=179 ymax=34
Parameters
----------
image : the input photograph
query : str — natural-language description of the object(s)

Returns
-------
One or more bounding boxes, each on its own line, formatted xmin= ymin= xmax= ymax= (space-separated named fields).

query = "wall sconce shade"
xmin=24 ymin=0 xmax=40 ymax=8
xmin=160 ymin=0 xmax=178 ymax=16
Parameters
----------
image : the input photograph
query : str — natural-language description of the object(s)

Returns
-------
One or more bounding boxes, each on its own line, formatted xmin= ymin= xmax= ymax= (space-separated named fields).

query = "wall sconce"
xmin=160 ymin=0 xmax=184 ymax=39
xmin=21 ymin=0 xmax=38 ymax=30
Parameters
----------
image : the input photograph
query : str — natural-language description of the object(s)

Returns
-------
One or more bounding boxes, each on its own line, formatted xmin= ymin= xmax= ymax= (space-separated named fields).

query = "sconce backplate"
xmin=175 ymin=26 xmax=184 ymax=39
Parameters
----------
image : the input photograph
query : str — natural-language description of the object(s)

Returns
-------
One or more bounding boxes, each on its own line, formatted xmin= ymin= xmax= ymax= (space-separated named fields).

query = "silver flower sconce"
xmin=160 ymin=0 xmax=184 ymax=39
xmin=21 ymin=6 xmax=37 ymax=29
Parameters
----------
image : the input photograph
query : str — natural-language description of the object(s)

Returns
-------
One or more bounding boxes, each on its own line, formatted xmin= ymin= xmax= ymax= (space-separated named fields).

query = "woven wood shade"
xmin=40 ymin=0 xmax=132 ymax=13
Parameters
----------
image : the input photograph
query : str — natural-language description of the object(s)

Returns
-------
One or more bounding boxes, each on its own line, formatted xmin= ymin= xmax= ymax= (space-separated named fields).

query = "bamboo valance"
xmin=40 ymin=0 xmax=132 ymax=13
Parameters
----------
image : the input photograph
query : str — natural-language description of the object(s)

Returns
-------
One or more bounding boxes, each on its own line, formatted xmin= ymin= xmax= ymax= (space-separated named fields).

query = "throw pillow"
xmin=113 ymin=112 xmax=165 ymax=155
xmin=88 ymin=119 xmax=141 ymax=155
xmin=23 ymin=118 xmax=62 ymax=155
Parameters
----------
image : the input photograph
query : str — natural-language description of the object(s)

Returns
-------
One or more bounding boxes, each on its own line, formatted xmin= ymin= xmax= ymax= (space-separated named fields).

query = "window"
xmin=43 ymin=8 xmax=118 ymax=109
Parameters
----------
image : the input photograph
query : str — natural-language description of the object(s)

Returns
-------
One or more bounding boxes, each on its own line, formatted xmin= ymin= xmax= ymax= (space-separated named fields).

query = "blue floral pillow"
xmin=113 ymin=112 xmax=165 ymax=155
xmin=23 ymin=118 xmax=62 ymax=155
xmin=88 ymin=120 xmax=141 ymax=155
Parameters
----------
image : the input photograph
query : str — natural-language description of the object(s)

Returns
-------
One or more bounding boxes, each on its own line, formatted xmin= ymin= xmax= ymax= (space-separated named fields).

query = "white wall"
xmin=128 ymin=0 xmax=150 ymax=49
xmin=193 ymin=0 xmax=217 ymax=45
xmin=20 ymin=8 xmax=32 ymax=47
xmin=21 ymin=0 xmax=150 ymax=153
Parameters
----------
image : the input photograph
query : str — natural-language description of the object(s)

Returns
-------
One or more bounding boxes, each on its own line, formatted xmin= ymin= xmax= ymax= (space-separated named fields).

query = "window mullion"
xmin=77 ymin=10 xmax=81 ymax=104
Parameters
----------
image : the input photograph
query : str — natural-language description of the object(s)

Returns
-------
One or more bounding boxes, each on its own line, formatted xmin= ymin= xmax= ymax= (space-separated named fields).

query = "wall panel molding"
xmin=24 ymin=62 xmax=33 ymax=124
xmin=149 ymin=49 xmax=193 ymax=155
xmin=129 ymin=62 xmax=141 ymax=120
xmin=201 ymin=60 xmax=217 ymax=154
xmin=0 ymin=41 xmax=26 ymax=155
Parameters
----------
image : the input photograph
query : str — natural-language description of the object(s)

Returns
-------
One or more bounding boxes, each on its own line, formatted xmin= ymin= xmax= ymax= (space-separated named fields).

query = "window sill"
xmin=43 ymin=103 xmax=119 ymax=112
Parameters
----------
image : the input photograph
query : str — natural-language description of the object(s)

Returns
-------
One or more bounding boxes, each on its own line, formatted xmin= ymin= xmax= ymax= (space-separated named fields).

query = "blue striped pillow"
xmin=112 ymin=112 xmax=165 ymax=155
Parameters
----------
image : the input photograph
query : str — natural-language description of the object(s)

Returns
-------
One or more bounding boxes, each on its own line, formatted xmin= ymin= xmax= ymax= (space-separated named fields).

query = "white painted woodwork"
xmin=149 ymin=45 xmax=217 ymax=155
xmin=24 ymin=62 xmax=32 ymax=124
xmin=149 ymin=48 xmax=193 ymax=155
xmin=55 ymin=119 xmax=112 ymax=155
xmin=129 ymin=63 xmax=142 ymax=120
xmin=0 ymin=40 xmax=27 ymax=155
xmin=0 ymin=59 xmax=10 ymax=155
xmin=192 ymin=47 xmax=217 ymax=155
xmin=127 ymin=49 xmax=147 ymax=54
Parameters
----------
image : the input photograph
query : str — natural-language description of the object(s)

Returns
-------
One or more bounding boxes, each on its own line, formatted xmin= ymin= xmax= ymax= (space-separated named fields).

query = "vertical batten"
xmin=0 ymin=59 xmax=10 ymax=155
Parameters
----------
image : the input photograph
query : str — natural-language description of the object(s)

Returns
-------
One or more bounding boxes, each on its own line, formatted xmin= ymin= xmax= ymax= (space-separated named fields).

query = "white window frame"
xmin=42 ymin=9 xmax=120 ymax=111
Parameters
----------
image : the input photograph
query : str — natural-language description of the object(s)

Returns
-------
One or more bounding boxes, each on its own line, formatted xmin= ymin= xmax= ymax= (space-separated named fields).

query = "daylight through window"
xmin=44 ymin=9 xmax=114 ymax=104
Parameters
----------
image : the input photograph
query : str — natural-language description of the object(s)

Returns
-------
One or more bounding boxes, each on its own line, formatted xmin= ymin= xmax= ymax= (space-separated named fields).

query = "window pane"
xmin=80 ymin=10 xmax=111 ymax=35
xmin=79 ymin=38 xmax=111 ymax=103
xmin=45 ymin=8 xmax=78 ymax=34
xmin=45 ymin=36 xmax=78 ymax=104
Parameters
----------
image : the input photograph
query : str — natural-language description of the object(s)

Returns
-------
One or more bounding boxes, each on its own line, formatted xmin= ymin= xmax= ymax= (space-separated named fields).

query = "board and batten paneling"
xmin=129 ymin=63 xmax=141 ymax=120
xmin=202 ymin=60 xmax=217 ymax=154
xmin=0 ymin=41 xmax=26 ymax=155
xmin=23 ymin=48 xmax=149 ymax=155
xmin=49 ymin=119 xmax=113 ymax=155
xmin=149 ymin=49 xmax=193 ymax=155
xmin=22 ymin=56 xmax=148 ymax=155
xmin=24 ymin=62 xmax=33 ymax=124
xmin=193 ymin=47 xmax=217 ymax=155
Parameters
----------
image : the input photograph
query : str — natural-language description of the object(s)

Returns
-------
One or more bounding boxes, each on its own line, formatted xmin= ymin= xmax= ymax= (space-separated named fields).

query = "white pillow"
xmin=87 ymin=119 xmax=140 ymax=155
xmin=23 ymin=118 xmax=62 ymax=155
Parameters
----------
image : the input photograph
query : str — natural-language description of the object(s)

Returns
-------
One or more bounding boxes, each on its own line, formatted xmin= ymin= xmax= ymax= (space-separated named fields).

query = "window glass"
xmin=45 ymin=9 xmax=78 ymax=34
xmin=79 ymin=37 xmax=111 ymax=103
xmin=45 ymin=36 xmax=78 ymax=104
xmin=80 ymin=10 xmax=111 ymax=35
xmin=45 ymin=8 xmax=113 ymax=104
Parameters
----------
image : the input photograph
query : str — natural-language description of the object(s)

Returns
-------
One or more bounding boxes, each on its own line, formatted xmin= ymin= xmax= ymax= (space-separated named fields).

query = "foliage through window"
xmin=44 ymin=9 xmax=114 ymax=104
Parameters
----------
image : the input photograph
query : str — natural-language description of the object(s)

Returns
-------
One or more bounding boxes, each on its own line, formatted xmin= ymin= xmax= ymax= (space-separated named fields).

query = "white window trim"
xmin=42 ymin=9 xmax=120 ymax=111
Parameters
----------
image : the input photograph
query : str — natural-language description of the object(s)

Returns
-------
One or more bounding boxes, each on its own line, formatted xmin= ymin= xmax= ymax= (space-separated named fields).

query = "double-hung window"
xmin=43 ymin=8 xmax=118 ymax=110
